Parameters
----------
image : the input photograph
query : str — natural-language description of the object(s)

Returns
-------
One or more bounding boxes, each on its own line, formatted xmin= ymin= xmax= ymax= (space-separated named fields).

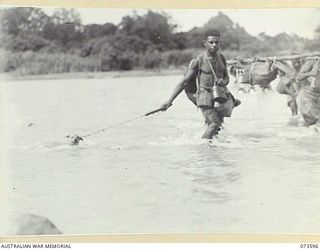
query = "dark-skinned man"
xmin=160 ymin=31 xmax=241 ymax=140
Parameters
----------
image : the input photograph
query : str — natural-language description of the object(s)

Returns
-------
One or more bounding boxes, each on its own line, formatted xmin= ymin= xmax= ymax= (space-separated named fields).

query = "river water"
xmin=1 ymin=74 xmax=320 ymax=235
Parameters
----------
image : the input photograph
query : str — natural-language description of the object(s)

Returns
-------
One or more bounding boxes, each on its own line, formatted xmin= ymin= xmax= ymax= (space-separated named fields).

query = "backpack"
xmin=183 ymin=53 xmax=217 ymax=106
xmin=184 ymin=57 xmax=201 ymax=106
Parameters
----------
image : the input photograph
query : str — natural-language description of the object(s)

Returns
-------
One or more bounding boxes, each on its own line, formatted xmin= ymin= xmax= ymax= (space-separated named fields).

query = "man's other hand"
xmin=161 ymin=101 xmax=173 ymax=111
xmin=216 ymin=78 xmax=224 ymax=86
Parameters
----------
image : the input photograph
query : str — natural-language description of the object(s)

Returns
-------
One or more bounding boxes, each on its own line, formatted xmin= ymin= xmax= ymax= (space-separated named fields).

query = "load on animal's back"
xmin=241 ymin=60 xmax=277 ymax=88
xmin=228 ymin=58 xmax=283 ymax=90
xmin=228 ymin=52 xmax=320 ymax=125
xmin=228 ymin=52 xmax=320 ymax=90
xmin=229 ymin=56 xmax=303 ymax=115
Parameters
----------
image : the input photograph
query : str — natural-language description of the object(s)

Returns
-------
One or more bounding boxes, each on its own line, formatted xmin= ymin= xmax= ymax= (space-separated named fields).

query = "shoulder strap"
xmin=195 ymin=54 xmax=202 ymax=96
xmin=203 ymin=53 xmax=218 ymax=85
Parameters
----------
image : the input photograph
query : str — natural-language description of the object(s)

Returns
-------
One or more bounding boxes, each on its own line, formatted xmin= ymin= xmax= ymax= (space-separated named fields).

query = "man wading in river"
xmin=160 ymin=32 xmax=241 ymax=140
xmin=275 ymin=58 xmax=303 ymax=116
xmin=295 ymin=57 xmax=320 ymax=126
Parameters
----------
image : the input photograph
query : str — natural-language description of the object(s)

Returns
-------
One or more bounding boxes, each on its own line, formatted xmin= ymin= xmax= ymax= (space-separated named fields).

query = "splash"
xmin=281 ymin=115 xmax=320 ymax=137
xmin=148 ymin=130 xmax=244 ymax=149
xmin=148 ymin=134 xmax=201 ymax=146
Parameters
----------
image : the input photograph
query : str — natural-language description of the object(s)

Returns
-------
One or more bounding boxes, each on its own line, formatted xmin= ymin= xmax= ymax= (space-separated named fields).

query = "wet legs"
xmin=200 ymin=107 xmax=223 ymax=139
xmin=288 ymin=100 xmax=298 ymax=116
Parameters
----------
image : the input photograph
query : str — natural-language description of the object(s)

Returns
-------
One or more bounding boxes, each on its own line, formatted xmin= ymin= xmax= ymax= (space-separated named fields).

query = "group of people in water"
xmin=159 ymin=30 xmax=320 ymax=140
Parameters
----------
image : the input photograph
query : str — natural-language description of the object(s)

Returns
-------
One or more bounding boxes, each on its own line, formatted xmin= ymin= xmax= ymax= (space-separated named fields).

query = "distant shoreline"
xmin=2 ymin=68 xmax=185 ymax=81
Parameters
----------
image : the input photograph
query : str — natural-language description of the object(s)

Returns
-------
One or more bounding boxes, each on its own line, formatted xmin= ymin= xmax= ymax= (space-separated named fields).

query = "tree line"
xmin=0 ymin=7 xmax=319 ymax=75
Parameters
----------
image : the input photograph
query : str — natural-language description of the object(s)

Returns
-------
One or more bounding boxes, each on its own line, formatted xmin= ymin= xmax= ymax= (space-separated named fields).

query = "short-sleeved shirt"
xmin=189 ymin=52 xmax=228 ymax=89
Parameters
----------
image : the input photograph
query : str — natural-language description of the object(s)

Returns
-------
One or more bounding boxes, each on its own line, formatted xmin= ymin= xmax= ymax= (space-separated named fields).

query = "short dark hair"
xmin=205 ymin=29 xmax=221 ymax=38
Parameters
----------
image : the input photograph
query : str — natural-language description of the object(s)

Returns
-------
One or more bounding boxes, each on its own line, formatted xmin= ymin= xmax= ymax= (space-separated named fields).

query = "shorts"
xmin=196 ymin=88 xmax=214 ymax=108
xmin=200 ymin=106 xmax=223 ymax=126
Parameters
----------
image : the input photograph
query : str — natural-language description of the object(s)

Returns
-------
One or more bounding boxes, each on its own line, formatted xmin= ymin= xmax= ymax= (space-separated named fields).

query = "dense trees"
xmin=118 ymin=11 xmax=176 ymax=50
xmin=0 ymin=8 xmax=48 ymax=35
xmin=0 ymin=7 xmax=319 ymax=75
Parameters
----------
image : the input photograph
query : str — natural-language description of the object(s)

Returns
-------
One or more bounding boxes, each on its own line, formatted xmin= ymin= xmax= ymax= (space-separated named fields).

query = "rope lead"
xmin=67 ymin=107 xmax=165 ymax=145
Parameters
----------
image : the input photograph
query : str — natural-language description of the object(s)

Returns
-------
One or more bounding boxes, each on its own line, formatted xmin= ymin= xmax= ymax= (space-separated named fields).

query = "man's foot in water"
xmin=207 ymin=139 xmax=217 ymax=147
xmin=205 ymin=137 xmax=219 ymax=147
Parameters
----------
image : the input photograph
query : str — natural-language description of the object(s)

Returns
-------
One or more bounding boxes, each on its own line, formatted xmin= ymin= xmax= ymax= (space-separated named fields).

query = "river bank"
xmin=1 ymin=68 xmax=185 ymax=81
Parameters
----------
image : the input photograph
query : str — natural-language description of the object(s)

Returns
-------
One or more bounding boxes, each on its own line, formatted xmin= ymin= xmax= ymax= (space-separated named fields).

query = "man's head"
xmin=204 ymin=31 xmax=221 ymax=55
xmin=292 ymin=59 xmax=302 ymax=71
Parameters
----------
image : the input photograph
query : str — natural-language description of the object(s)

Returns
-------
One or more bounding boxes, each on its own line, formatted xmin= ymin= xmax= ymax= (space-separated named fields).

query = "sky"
xmin=42 ymin=8 xmax=320 ymax=39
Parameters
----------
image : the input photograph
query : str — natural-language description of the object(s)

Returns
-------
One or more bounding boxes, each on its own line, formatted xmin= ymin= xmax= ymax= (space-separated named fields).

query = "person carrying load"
xmin=274 ymin=58 xmax=302 ymax=116
xmin=295 ymin=57 xmax=320 ymax=126
xmin=230 ymin=55 xmax=302 ymax=116
xmin=160 ymin=31 xmax=241 ymax=140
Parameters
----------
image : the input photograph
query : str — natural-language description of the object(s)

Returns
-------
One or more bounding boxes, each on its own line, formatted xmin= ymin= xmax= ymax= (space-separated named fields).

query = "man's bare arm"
xmin=222 ymin=67 xmax=230 ymax=86
xmin=296 ymin=60 xmax=318 ymax=81
xmin=161 ymin=68 xmax=197 ymax=110
xmin=221 ymin=54 xmax=229 ymax=86
xmin=273 ymin=61 xmax=296 ymax=81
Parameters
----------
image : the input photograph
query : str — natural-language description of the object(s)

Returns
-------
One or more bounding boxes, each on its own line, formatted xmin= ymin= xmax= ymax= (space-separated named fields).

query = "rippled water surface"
xmin=1 ymin=75 xmax=320 ymax=235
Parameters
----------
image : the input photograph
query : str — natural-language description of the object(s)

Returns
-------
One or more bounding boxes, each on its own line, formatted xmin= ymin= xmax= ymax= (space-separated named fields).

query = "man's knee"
xmin=208 ymin=123 xmax=221 ymax=133
xmin=201 ymin=123 xmax=221 ymax=139
xmin=288 ymin=100 xmax=298 ymax=115
xmin=200 ymin=108 xmax=221 ymax=125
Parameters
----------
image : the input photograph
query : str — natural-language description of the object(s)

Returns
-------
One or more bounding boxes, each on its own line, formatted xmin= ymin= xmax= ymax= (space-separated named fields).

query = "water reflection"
xmin=182 ymin=148 xmax=243 ymax=204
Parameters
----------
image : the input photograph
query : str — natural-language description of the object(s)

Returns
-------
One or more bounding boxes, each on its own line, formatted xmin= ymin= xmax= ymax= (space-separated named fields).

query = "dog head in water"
xmin=66 ymin=135 xmax=83 ymax=145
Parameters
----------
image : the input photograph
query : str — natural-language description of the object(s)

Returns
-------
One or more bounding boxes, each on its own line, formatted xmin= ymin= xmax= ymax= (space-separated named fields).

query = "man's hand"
xmin=216 ymin=78 xmax=225 ymax=86
xmin=161 ymin=101 xmax=173 ymax=111
xmin=310 ymin=62 xmax=319 ymax=77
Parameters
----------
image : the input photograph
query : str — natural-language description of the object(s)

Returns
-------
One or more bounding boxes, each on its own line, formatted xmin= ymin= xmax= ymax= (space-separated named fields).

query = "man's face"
xmin=205 ymin=36 xmax=220 ymax=54
xmin=292 ymin=60 xmax=301 ymax=71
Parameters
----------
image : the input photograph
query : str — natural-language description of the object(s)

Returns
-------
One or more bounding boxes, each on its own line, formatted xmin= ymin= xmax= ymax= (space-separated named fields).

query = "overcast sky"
xmin=42 ymin=8 xmax=320 ymax=39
